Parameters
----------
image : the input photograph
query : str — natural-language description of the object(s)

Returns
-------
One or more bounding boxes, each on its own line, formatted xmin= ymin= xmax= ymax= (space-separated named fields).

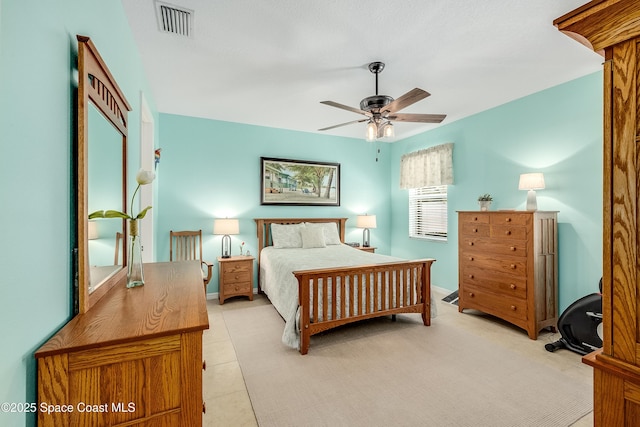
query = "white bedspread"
xmin=259 ymin=244 xmax=436 ymax=349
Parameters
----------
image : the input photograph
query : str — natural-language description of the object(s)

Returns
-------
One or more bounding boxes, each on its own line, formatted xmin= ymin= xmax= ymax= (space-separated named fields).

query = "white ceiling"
xmin=121 ymin=0 xmax=603 ymax=142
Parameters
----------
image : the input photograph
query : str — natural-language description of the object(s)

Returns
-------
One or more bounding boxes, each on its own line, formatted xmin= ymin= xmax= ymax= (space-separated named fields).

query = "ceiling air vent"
xmin=154 ymin=1 xmax=194 ymax=38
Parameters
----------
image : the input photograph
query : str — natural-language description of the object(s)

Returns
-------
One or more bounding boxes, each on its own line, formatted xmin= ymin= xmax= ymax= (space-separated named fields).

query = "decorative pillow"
xmin=271 ymin=223 xmax=305 ymax=248
xmin=301 ymin=227 xmax=326 ymax=249
xmin=305 ymin=222 xmax=341 ymax=245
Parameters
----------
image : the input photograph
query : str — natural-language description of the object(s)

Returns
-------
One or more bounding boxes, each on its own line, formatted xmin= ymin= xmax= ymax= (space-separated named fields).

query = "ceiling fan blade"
xmin=381 ymin=88 xmax=430 ymax=114
xmin=321 ymin=100 xmax=371 ymax=117
xmin=318 ymin=118 xmax=368 ymax=131
xmin=388 ymin=113 xmax=446 ymax=123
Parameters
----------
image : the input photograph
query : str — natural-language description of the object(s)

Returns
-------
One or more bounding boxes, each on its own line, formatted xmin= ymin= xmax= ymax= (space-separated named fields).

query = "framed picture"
xmin=261 ymin=157 xmax=340 ymax=206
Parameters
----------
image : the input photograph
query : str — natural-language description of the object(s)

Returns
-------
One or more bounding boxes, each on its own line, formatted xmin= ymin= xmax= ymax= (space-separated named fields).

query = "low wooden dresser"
xmin=457 ymin=211 xmax=558 ymax=339
xmin=218 ymin=255 xmax=254 ymax=304
xmin=35 ymin=261 xmax=209 ymax=426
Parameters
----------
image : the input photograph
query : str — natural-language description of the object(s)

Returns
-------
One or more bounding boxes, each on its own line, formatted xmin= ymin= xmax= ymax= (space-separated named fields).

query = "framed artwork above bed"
xmin=261 ymin=157 xmax=340 ymax=206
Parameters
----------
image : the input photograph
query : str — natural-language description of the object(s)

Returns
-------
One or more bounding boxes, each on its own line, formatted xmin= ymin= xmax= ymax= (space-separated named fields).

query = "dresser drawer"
xmin=459 ymin=252 xmax=526 ymax=276
xmin=459 ymin=237 xmax=528 ymax=256
xmin=461 ymin=283 xmax=528 ymax=322
xmin=459 ymin=266 xmax=527 ymax=299
xmin=490 ymin=224 xmax=528 ymax=240
xmin=489 ymin=212 xmax=531 ymax=226
xmin=458 ymin=212 xmax=490 ymax=224
xmin=460 ymin=223 xmax=490 ymax=237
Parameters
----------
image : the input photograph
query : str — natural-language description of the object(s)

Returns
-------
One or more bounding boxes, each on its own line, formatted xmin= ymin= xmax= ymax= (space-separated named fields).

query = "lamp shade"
xmin=365 ymin=121 xmax=377 ymax=141
xmin=356 ymin=214 xmax=377 ymax=229
xmin=88 ymin=220 xmax=99 ymax=240
xmin=213 ymin=218 xmax=239 ymax=235
xmin=518 ymin=173 xmax=545 ymax=191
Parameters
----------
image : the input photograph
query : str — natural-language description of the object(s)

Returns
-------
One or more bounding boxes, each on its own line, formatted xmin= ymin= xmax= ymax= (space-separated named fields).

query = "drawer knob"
xmin=468 ymin=256 xmax=474 ymax=261
xmin=473 ymin=217 xmax=478 ymax=221
xmin=203 ymin=402 xmax=207 ymax=414
xmin=203 ymin=360 xmax=207 ymax=371
xmin=510 ymin=305 xmax=517 ymax=311
xmin=473 ymin=228 xmax=478 ymax=232
xmin=468 ymin=274 xmax=474 ymax=279
xmin=510 ymin=246 xmax=516 ymax=251
xmin=510 ymin=284 xmax=516 ymax=290
xmin=505 ymin=217 xmax=511 ymax=222
xmin=469 ymin=292 xmax=475 ymax=297
xmin=505 ymin=230 xmax=511 ymax=235
xmin=510 ymin=264 xmax=516 ymax=269
xmin=468 ymin=242 xmax=474 ymax=246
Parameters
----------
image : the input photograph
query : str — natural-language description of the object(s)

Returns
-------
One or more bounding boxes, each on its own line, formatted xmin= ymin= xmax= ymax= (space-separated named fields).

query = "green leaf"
xmin=135 ymin=206 xmax=152 ymax=219
xmin=103 ymin=210 xmax=131 ymax=219
xmin=88 ymin=210 xmax=105 ymax=219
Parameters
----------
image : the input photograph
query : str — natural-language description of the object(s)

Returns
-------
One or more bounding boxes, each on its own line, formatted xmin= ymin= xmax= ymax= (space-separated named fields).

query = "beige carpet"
xmin=224 ymin=304 xmax=592 ymax=427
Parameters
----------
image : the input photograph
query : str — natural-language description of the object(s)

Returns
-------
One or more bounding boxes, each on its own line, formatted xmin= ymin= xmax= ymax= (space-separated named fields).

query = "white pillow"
xmin=305 ymin=222 xmax=341 ymax=245
xmin=271 ymin=223 xmax=305 ymax=248
xmin=301 ymin=227 xmax=326 ymax=249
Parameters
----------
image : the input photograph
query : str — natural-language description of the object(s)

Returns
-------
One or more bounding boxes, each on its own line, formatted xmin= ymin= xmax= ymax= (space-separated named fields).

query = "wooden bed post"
xmin=422 ymin=260 xmax=435 ymax=326
xmin=298 ymin=273 xmax=311 ymax=355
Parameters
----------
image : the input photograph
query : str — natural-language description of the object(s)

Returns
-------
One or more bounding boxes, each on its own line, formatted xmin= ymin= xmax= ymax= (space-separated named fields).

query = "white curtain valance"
xmin=400 ymin=142 xmax=454 ymax=189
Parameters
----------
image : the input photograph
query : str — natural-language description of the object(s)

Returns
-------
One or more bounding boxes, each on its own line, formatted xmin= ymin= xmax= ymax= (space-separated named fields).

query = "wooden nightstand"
xmin=358 ymin=246 xmax=376 ymax=253
xmin=218 ymin=255 xmax=254 ymax=304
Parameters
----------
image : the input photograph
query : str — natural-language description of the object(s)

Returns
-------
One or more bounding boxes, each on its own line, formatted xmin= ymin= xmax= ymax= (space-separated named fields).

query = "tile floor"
xmin=202 ymin=291 xmax=594 ymax=427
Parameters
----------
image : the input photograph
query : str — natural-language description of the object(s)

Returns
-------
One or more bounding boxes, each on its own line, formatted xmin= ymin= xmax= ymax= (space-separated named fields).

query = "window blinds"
xmin=409 ymin=186 xmax=448 ymax=241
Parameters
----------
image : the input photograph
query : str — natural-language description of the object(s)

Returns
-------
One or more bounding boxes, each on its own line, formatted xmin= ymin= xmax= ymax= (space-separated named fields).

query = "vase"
xmin=479 ymin=200 xmax=492 ymax=211
xmin=127 ymin=219 xmax=144 ymax=288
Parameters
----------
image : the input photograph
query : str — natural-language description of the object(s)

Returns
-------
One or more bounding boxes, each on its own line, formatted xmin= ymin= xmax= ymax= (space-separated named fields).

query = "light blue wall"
xmin=390 ymin=72 xmax=603 ymax=311
xmin=157 ymin=114 xmax=392 ymax=293
xmin=0 ymin=1 xmax=157 ymax=425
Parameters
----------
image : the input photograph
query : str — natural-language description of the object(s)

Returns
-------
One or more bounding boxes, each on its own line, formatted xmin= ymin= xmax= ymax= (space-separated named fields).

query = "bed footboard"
xmin=293 ymin=259 xmax=435 ymax=355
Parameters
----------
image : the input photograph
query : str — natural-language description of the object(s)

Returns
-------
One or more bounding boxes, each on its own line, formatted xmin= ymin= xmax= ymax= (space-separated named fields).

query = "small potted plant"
xmin=478 ymin=194 xmax=493 ymax=211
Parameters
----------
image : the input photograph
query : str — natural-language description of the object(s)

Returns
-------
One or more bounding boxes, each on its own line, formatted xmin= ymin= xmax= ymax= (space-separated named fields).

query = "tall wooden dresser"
xmin=457 ymin=211 xmax=558 ymax=339
xmin=35 ymin=261 xmax=209 ymax=426
xmin=555 ymin=2 xmax=640 ymax=425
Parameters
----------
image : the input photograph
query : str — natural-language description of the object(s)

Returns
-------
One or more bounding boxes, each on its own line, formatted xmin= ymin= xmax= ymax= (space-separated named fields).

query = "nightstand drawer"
xmin=222 ymin=270 xmax=251 ymax=284
xmin=225 ymin=282 xmax=252 ymax=295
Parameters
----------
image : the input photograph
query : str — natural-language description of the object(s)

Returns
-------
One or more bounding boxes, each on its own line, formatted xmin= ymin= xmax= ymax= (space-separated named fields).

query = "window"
xmin=409 ymin=185 xmax=447 ymax=241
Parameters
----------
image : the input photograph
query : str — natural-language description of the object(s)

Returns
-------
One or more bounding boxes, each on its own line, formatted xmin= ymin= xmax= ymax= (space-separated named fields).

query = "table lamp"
xmin=518 ymin=173 xmax=545 ymax=211
xmin=356 ymin=214 xmax=377 ymax=247
xmin=214 ymin=218 xmax=239 ymax=258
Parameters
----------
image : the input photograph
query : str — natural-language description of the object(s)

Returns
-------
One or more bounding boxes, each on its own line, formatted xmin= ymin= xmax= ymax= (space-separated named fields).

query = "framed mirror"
xmin=77 ymin=35 xmax=131 ymax=314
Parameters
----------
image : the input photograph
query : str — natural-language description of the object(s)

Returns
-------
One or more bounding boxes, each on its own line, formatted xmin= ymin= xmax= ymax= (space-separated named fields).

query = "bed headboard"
xmin=254 ymin=218 xmax=347 ymax=258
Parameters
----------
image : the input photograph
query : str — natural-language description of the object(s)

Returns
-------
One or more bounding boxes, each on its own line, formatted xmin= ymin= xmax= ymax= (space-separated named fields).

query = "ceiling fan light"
xmin=383 ymin=122 xmax=394 ymax=138
xmin=365 ymin=121 xmax=377 ymax=141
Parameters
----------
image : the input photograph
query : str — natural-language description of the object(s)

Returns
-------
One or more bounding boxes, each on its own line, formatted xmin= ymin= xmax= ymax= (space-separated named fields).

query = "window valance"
xmin=400 ymin=142 xmax=454 ymax=189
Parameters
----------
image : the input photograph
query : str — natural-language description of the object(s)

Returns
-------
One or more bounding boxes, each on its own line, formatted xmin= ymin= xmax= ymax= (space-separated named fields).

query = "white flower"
xmin=136 ymin=169 xmax=156 ymax=185
xmin=89 ymin=169 xmax=156 ymax=221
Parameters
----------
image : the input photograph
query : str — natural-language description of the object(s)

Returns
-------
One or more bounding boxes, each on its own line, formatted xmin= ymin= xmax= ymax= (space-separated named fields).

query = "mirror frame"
xmin=77 ymin=35 xmax=131 ymax=314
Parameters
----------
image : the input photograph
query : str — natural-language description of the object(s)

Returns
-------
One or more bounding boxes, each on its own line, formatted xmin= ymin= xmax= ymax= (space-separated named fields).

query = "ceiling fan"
xmin=318 ymin=62 xmax=446 ymax=141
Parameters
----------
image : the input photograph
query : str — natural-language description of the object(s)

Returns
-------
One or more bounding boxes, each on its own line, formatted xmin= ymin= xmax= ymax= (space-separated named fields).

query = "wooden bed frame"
xmin=254 ymin=218 xmax=435 ymax=355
